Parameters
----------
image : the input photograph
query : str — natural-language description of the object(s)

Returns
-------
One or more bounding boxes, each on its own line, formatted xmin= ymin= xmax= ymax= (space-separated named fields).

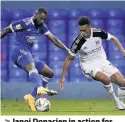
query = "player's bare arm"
xmin=59 ymin=54 xmax=75 ymax=90
xmin=110 ymin=36 xmax=125 ymax=57
xmin=46 ymin=32 xmax=69 ymax=53
xmin=1 ymin=26 xmax=12 ymax=39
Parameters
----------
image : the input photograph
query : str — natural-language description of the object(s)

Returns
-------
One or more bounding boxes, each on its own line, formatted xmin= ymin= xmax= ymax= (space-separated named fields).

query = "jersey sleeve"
xmin=70 ymin=34 xmax=87 ymax=57
xmin=9 ymin=20 xmax=27 ymax=33
xmin=100 ymin=30 xmax=114 ymax=40
xmin=93 ymin=29 xmax=113 ymax=40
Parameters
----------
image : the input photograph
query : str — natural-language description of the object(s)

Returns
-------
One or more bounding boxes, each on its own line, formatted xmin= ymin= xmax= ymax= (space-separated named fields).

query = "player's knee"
xmin=99 ymin=73 xmax=111 ymax=85
xmin=29 ymin=68 xmax=38 ymax=75
xmin=48 ymin=71 xmax=54 ymax=78
xmin=25 ymin=64 xmax=36 ymax=72
xmin=118 ymin=79 xmax=125 ymax=87
xmin=103 ymin=78 xmax=111 ymax=85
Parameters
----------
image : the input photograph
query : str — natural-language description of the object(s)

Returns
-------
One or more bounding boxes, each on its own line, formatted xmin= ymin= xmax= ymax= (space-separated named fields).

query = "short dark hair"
xmin=78 ymin=16 xmax=90 ymax=26
xmin=36 ymin=8 xmax=48 ymax=15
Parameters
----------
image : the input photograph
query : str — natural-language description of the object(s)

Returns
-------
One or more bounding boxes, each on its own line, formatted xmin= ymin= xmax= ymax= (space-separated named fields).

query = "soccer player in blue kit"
xmin=1 ymin=8 xmax=70 ymax=111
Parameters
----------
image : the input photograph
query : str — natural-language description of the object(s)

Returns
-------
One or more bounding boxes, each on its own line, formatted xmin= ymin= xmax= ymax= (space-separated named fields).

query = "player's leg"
xmin=39 ymin=64 xmax=54 ymax=88
xmin=94 ymin=71 xmax=117 ymax=100
xmin=94 ymin=71 xmax=125 ymax=110
xmin=31 ymin=57 xmax=57 ymax=97
xmin=11 ymin=49 xmax=43 ymax=111
xmin=97 ymin=60 xmax=125 ymax=109
xmin=34 ymin=58 xmax=54 ymax=88
xmin=82 ymin=60 xmax=125 ymax=110
xmin=11 ymin=49 xmax=56 ymax=111
xmin=110 ymin=72 xmax=125 ymax=103
xmin=83 ymin=68 xmax=117 ymax=101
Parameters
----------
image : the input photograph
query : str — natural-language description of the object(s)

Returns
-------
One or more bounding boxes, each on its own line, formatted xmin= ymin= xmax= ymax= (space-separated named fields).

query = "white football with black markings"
xmin=35 ymin=97 xmax=51 ymax=112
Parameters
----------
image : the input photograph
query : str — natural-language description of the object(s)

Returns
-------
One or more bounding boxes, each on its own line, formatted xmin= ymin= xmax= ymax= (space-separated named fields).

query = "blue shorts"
xmin=11 ymin=47 xmax=45 ymax=72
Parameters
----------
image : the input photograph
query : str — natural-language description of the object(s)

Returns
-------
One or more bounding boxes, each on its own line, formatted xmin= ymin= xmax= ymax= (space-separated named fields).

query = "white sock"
xmin=118 ymin=87 xmax=125 ymax=103
xmin=41 ymin=75 xmax=51 ymax=88
xmin=104 ymin=83 xmax=118 ymax=103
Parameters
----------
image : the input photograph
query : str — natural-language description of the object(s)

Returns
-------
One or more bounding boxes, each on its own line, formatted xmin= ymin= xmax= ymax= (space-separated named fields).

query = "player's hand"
xmin=59 ymin=79 xmax=64 ymax=90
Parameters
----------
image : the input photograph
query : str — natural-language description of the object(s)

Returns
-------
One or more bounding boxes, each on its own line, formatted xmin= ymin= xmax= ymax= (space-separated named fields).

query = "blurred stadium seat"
xmin=107 ymin=19 xmax=124 ymax=29
xmin=91 ymin=19 xmax=105 ymax=29
xmin=11 ymin=9 xmax=29 ymax=21
xmin=107 ymin=27 xmax=124 ymax=35
xmin=48 ymin=9 xmax=67 ymax=19
xmin=106 ymin=9 xmax=125 ymax=19
xmin=87 ymin=8 xmax=106 ymax=19
xmin=68 ymin=9 xmax=86 ymax=19
xmin=1 ymin=8 xmax=125 ymax=83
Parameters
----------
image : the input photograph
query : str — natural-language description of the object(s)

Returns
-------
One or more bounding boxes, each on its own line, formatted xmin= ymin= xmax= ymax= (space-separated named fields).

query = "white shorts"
xmin=80 ymin=59 xmax=119 ymax=79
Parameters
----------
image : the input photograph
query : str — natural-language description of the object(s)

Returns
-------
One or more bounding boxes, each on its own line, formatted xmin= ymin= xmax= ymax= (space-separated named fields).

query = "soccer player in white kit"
xmin=59 ymin=16 xmax=125 ymax=110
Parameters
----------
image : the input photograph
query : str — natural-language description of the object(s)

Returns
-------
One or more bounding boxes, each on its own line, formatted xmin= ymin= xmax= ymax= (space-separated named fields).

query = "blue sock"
xmin=29 ymin=69 xmax=42 ymax=97
xmin=31 ymin=86 xmax=37 ymax=97
xmin=42 ymin=81 xmax=48 ymax=87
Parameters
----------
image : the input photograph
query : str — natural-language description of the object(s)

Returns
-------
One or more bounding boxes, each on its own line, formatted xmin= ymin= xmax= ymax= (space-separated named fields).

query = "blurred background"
xmin=1 ymin=1 xmax=125 ymax=99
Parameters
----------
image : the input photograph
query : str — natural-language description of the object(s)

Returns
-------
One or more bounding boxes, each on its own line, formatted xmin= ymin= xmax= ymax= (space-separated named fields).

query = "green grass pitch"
xmin=1 ymin=99 xmax=125 ymax=115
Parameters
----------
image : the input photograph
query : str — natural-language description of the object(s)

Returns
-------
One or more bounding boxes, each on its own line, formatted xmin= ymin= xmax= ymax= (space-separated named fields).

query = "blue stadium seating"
xmin=109 ymin=59 xmax=125 ymax=67
xmin=49 ymin=20 xmax=65 ymax=33
xmin=107 ymin=20 xmax=124 ymax=29
xmin=70 ymin=76 xmax=92 ymax=83
xmin=11 ymin=9 xmax=29 ymax=21
xmin=1 ymin=8 xmax=125 ymax=83
xmin=106 ymin=9 xmax=125 ymax=19
xmin=107 ymin=27 xmax=124 ymax=34
xmin=68 ymin=9 xmax=86 ymax=19
xmin=48 ymin=9 xmax=67 ymax=19
xmin=1 ymin=21 xmax=8 ymax=29
xmin=9 ymin=68 xmax=27 ymax=82
xmin=1 ymin=9 xmax=11 ymax=21
xmin=119 ymin=67 xmax=125 ymax=76
xmin=49 ymin=43 xmax=66 ymax=52
xmin=87 ymin=8 xmax=106 ymax=19
xmin=108 ymin=42 xmax=119 ymax=52
xmin=49 ymin=60 xmax=64 ymax=69
xmin=49 ymin=51 xmax=66 ymax=60
xmin=91 ymin=19 xmax=105 ymax=29
xmin=1 ymin=69 xmax=7 ymax=81
xmin=69 ymin=20 xmax=79 ymax=34
xmin=109 ymin=52 xmax=124 ymax=60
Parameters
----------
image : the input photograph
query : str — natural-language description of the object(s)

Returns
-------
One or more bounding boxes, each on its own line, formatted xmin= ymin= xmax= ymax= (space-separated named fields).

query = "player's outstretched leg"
xmin=110 ymin=72 xmax=125 ymax=103
xmin=118 ymin=87 xmax=125 ymax=103
xmin=24 ymin=63 xmax=57 ymax=111
xmin=39 ymin=65 xmax=54 ymax=89
xmin=34 ymin=59 xmax=58 ymax=96
xmin=24 ymin=63 xmax=45 ymax=111
xmin=95 ymin=71 xmax=125 ymax=110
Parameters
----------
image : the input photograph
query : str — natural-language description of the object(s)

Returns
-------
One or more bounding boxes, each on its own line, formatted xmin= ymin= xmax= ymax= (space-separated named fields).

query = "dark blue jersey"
xmin=10 ymin=17 xmax=49 ymax=51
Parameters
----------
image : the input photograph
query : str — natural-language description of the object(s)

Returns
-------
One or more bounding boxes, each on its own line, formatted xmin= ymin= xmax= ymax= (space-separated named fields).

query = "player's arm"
xmin=46 ymin=32 xmax=69 ymax=54
xmin=59 ymin=33 xmax=83 ymax=90
xmin=60 ymin=54 xmax=75 ymax=90
xmin=1 ymin=20 xmax=26 ymax=40
xmin=100 ymin=30 xmax=125 ymax=57
xmin=110 ymin=36 xmax=125 ymax=57
xmin=1 ymin=26 xmax=12 ymax=39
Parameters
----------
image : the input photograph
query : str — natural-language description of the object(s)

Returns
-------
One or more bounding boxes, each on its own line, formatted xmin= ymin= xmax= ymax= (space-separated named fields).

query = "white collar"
xmin=90 ymin=28 xmax=93 ymax=38
xmin=31 ymin=17 xmax=35 ymax=25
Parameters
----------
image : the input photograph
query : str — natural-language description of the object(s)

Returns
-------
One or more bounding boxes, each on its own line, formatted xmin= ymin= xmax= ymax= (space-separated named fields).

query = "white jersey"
xmin=70 ymin=28 xmax=112 ymax=63
xmin=69 ymin=28 xmax=119 ymax=78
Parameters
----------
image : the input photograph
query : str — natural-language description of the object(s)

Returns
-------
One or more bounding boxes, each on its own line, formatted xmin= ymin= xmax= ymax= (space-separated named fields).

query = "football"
xmin=35 ymin=97 xmax=51 ymax=112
